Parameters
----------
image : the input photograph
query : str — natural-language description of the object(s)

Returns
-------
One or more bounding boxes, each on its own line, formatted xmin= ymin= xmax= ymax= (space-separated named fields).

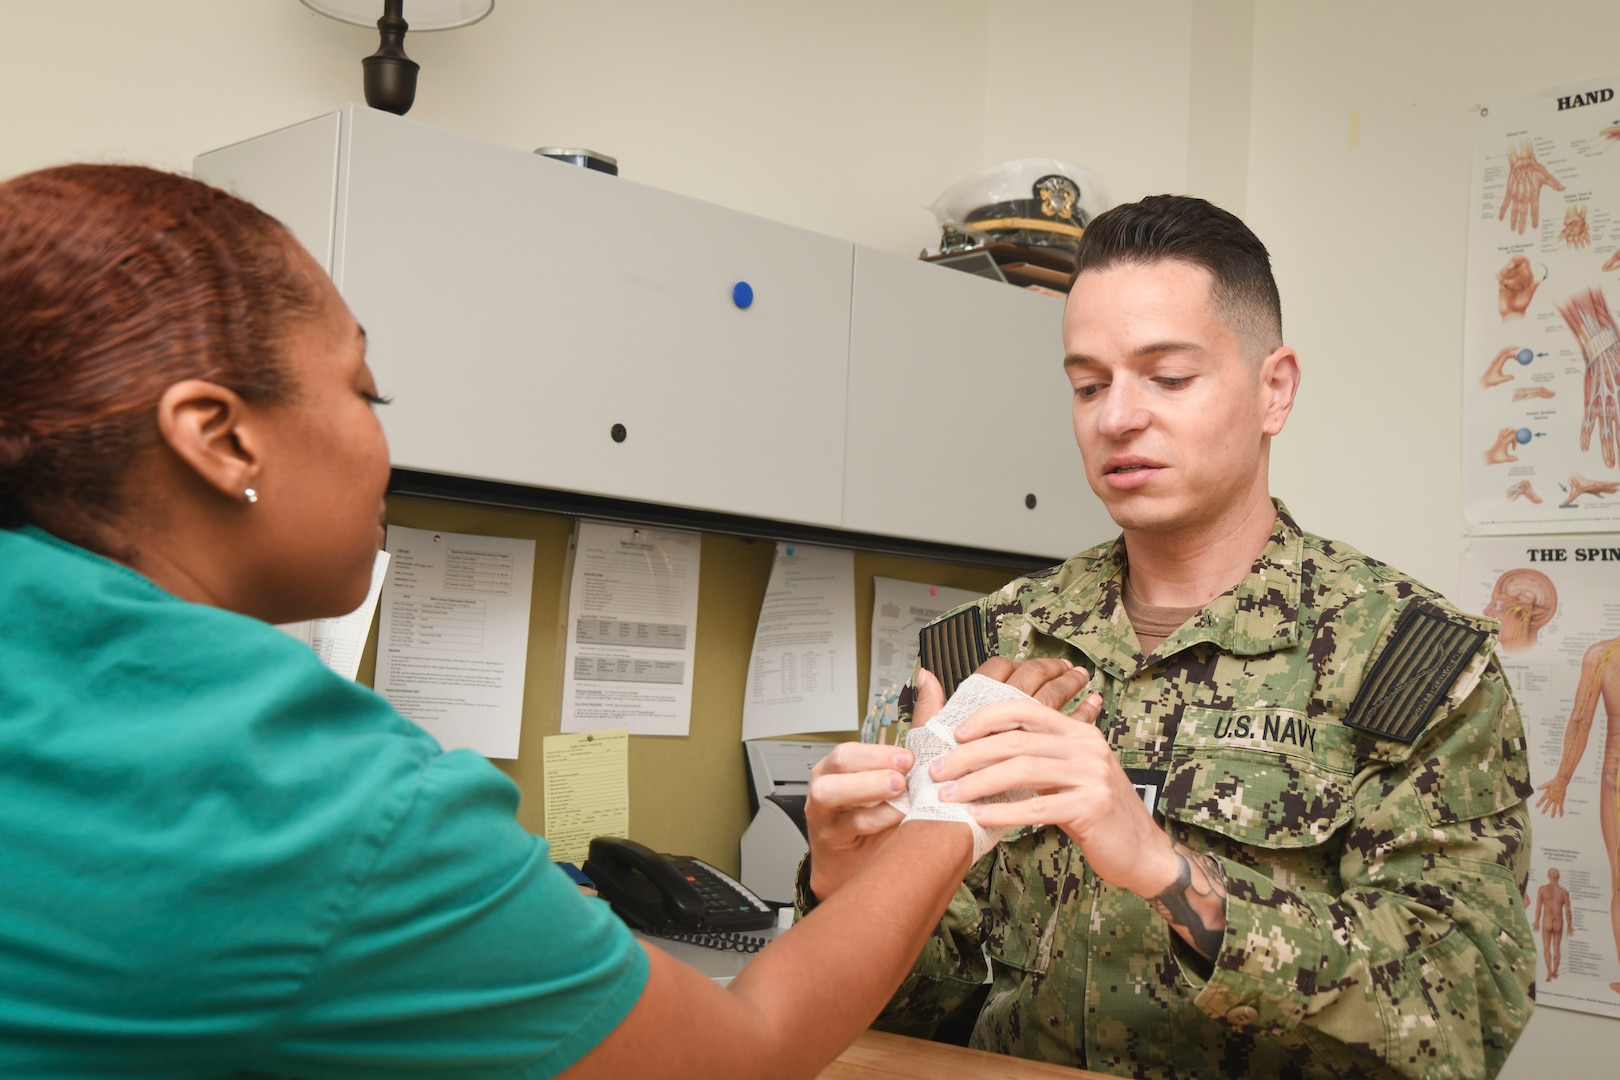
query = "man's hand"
xmin=1498 ymin=255 xmax=1540 ymax=318
xmin=928 ymin=693 xmax=1175 ymax=902
xmin=932 ymin=690 xmax=1230 ymax=958
xmin=803 ymin=657 xmax=1092 ymax=903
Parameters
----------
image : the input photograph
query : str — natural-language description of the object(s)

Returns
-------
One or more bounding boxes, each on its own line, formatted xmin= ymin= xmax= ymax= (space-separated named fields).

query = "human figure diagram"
xmin=1533 ymin=868 xmax=1575 ymax=981
xmin=1536 ymin=634 xmax=1620 ymax=994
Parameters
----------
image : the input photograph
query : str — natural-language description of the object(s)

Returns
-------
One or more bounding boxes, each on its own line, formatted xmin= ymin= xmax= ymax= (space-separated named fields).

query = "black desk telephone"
xmin=584 ymin=836 xmax=775 ymax=935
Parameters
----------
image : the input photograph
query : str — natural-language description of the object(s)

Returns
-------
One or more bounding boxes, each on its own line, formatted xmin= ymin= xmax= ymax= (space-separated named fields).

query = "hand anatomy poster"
xmin=1463 ymin=538 xmax=1620 ymax=1017
xmin=1464 ymin=74 xmax=1620 ymax=533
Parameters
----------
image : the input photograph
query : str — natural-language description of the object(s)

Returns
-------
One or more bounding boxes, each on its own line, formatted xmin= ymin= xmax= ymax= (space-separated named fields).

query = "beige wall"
xmin=1245 ymin=2 xmax=1620 ymax=1069
xmin=5 ymin=0 xmax=1615 ymax=1066
xmin=0 ymin=0 xmax=1209 ymax=258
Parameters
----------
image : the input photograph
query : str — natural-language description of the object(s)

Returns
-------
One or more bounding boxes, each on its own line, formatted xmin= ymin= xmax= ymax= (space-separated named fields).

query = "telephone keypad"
xmin=673 ymin=856 xmax=773 ymax=924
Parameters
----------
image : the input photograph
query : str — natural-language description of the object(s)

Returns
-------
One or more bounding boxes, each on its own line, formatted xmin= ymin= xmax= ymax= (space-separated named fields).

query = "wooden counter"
xmin=820 ymin=1030 xmax=1107 ymax=1079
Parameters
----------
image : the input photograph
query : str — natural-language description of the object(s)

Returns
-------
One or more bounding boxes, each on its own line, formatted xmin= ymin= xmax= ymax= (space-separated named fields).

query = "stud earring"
xmin=244 ymin=488 xmax=259 ymax=504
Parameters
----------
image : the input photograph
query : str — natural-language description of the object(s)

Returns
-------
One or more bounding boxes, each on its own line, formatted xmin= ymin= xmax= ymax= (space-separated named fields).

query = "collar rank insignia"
xmin=1124 ymin=767 xmax=1168 ymax=820
xmin=1344 ymin=605 xmax=1486 ymax=743
xmin=917 ymin=607 xmax=991 ymax=700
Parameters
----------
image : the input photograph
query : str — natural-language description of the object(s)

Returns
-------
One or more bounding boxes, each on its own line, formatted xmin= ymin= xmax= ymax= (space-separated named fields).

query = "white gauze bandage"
xmin=888 ymin=673 xmax=1036 ymax=863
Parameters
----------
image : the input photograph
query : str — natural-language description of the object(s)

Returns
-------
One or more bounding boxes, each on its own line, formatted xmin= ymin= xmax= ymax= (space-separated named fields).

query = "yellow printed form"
xmin=542 ymin=729 xmax=629 ymax=865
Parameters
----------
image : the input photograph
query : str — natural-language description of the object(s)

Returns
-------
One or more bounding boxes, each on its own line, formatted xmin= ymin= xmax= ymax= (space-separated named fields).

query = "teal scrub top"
xmin=0 ymin=526 xmax=648 ymax=1078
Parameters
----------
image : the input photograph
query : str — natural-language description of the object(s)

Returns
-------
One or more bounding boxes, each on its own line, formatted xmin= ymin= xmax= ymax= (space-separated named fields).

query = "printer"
xmin=738 ymin=739 xmax=836 ymax=905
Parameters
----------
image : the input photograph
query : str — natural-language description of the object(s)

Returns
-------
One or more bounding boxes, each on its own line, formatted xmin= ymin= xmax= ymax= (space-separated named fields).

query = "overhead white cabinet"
xmin=843 ymin=248 xmax=1115 ymax=559
xmin=196 ymin=107 xmax=1109 ymax=559
xmin=198 ymin=106 xmax=852 ymax=529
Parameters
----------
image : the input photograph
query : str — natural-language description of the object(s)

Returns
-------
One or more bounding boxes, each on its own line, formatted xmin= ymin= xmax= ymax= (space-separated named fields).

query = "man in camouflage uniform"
xmin=800 ymin=195 xmax=1535 ymax=1077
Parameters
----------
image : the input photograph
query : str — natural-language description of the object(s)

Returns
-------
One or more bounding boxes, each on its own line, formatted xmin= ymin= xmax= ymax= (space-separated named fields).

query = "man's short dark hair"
xmin=1072 ymin=194 xmax=1283 ymax=359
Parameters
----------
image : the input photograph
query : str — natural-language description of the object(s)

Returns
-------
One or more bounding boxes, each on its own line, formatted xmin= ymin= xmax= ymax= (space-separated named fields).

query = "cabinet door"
xmin=333 ymin=107 xmax=852 ymax=528
xmin=843 ymin=248 xmax=1115 ymax=560
xmin=194 ymin=111 xmax=342 ymax=271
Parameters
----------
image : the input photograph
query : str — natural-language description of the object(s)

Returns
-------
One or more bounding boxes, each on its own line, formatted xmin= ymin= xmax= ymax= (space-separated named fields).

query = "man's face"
xmin=1062 ymin=260 xmax=1293 ymax=538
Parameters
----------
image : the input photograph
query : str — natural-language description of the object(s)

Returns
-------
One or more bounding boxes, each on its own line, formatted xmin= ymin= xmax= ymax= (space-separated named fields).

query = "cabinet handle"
xmin=732 ymin=281 xmax=754 ymax=309
xmin=611 ymin=423 xmax=628 ymax=443
xmin=1024 ymin=493 xmax=1037 ymax=509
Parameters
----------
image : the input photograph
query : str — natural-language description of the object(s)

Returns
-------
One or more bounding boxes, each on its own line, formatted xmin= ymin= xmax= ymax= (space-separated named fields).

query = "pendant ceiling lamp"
xmin=300 ymin=0 xmax=495 ymax=115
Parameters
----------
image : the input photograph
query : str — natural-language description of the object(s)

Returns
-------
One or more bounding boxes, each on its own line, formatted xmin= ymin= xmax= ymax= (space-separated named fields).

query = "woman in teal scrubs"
xmin=0 ymin=163 xmax=1084 ymax=1080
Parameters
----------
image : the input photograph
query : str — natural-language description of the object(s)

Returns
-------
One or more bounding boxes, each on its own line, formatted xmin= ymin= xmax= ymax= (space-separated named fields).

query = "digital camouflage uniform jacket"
xmin=869 ymin=506 xmax=1534 ymax=1078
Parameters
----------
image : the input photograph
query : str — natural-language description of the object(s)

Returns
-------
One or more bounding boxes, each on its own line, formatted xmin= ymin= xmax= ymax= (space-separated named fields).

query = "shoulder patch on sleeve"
xmin=918 ymin=607 xmax=990 ymax=699
xmin=1344 ymin=605 xmax=1487 ymax=743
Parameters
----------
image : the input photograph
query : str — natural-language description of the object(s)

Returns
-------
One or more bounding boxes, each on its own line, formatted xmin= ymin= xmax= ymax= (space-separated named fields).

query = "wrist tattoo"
xmin=1148 ymin=846 xmax=1228 ymax=960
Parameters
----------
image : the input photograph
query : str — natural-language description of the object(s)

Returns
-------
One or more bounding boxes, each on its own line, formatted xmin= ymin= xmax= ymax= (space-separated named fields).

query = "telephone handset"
xmin=583 ymin=836 xmax=775 ymax=934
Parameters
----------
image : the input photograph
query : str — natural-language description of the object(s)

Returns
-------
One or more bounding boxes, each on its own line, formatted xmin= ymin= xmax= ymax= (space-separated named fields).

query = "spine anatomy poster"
xmin=1464 ymin=75 xmax=1620 ymax=533
xmin=1463 ymin=538 xmax=1620 ymax=1018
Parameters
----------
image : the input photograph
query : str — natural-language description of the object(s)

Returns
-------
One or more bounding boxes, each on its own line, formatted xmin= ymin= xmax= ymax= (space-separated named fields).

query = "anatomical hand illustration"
xmin=1507 ymin=479 xmax=1543 ymax=503
xmin=1499 ymin=255 xmax=1541 ymax=318
xmin=1560 ymin=473 xmax=1620 ymax=506
xmin=1499 ymin=140 xmax=1566 ymax=234
xmin=1485 ymin=427 xmax=1520 ymax=464
xmin=1514 ymin=386 xmax=1556 ymax=400
xmin=1562 ymin=204 xmax=1591 ymax=249
xmin=1481 ymin=346 xmax=1520 ymax=388
xmin=1558 ymin=287 xmax=1620 ymax=467
xmin=1605 ymin=248 xmax=1620 ymax=273
xmin=1603 ymin=124 xmax=1620 ymax=141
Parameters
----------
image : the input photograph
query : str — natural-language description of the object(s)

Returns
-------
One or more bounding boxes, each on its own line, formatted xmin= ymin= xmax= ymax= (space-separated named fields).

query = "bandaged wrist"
xmin=888 ymin=673 xmax=1036 ymax=863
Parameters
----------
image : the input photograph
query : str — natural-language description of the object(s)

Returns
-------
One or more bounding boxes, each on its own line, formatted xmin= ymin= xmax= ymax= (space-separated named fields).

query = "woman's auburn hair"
xmin=0 ymin=164 xmax=321 ymax=543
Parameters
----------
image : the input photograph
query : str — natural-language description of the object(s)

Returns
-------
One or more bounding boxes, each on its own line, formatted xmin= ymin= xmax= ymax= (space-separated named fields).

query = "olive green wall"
xmin=359 ymin=495 xmax=1021 ymax=875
